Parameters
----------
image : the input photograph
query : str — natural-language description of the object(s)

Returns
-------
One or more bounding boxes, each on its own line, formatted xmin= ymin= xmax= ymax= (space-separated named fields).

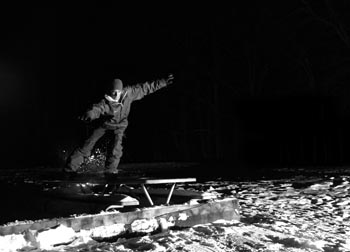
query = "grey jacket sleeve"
xmin=86 ymin=99 xmax=110 ymax=120
xmin=129 ymin=76 xmax=173 ymax=101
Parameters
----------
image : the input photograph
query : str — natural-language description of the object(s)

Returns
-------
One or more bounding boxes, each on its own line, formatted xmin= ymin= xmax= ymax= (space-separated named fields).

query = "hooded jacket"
xmin=85 ymin=78 xmax=172 ymax=129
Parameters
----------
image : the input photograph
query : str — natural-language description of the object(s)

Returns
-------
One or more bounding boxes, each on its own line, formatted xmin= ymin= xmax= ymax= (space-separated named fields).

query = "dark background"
xmin=1 ymin=2 xmax=350 ymax=171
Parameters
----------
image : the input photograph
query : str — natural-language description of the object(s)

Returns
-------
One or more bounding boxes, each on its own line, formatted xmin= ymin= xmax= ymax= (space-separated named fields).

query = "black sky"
xmin=1 ymin=3 xmax=350 ymax=170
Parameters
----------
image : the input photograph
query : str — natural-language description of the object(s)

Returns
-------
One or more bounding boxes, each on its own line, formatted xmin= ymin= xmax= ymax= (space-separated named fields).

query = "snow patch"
xmin=158 ymin=217 xmax=175 ymax=231
xmin=36 ymin=225 xmax=76 ymax=249
xmin=131 ymin=218 xmax=159 ymax=233
xmin=90 ymin=223 xmax=126 ymax=240
xmin=178 ymin=213 xmax=188 ymax=221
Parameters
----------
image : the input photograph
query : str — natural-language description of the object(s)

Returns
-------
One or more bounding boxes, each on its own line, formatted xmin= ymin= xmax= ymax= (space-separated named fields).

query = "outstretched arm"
xmin=79 ymin=99 xmax=109 ymax=122
xmin=129 ymin=74 xmax=174 ymax=101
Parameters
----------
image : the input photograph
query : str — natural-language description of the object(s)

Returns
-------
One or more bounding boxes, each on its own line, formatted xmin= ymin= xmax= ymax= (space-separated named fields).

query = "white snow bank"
xmin=0 ymin=234 xmax=28 ymax=252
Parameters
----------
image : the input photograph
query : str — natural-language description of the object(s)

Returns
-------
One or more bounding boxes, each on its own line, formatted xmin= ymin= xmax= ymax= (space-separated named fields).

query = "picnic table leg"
xmin=166 ymin=183 xmax=176 ymax=205
xmin=141 ymin=184 xmax=154 ymax=206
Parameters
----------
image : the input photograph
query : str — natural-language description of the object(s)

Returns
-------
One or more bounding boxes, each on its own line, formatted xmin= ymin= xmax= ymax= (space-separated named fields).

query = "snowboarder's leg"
xmin=65 ymin=127 xmax=106 ymax=172
xmin=105 ymin=128 xmax=125 ymax=174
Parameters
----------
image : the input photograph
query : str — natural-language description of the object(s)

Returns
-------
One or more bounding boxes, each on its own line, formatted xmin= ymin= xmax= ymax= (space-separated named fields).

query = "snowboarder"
xmin=64 ymin=74 xmax=174 ymax=176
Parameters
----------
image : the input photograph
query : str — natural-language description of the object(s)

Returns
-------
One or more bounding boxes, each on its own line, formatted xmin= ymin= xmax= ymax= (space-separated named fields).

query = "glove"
xmin=166 ymin=73 xmax=174 ymax=85
xmin=78 ymin=111 xmax=94 ymax=122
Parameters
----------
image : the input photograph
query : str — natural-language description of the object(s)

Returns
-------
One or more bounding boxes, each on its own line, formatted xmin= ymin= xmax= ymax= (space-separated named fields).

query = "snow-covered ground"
xmin=2 ymin=170 xmax=350 ymax=251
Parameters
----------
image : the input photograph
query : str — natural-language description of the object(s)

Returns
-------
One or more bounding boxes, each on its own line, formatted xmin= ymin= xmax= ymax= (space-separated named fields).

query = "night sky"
xmin=1 ymin=3 xmax=350 ymax=171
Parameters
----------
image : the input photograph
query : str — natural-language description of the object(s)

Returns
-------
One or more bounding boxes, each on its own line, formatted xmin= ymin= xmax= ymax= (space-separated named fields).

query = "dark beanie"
xmin=111 ymin=79 xmax=123 ymax=90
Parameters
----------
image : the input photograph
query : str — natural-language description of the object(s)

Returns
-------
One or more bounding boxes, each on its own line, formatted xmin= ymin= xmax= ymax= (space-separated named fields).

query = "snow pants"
xmin=66 ymin=126 xmax=125 ymax=173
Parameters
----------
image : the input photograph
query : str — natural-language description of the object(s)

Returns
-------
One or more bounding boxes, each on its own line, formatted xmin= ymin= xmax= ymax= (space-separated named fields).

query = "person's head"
xmin=109 ymin=79 xmax=123 ymax=99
